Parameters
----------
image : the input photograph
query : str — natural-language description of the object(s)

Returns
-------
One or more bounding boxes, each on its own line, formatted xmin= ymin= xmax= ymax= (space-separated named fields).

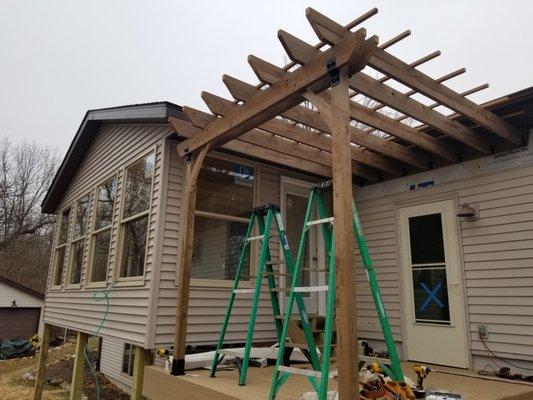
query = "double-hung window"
xmin=53 ymin=208 xmax=71 ymax=287
xmin=89 ymin=177 xmax=117 ymax=283
xmin=191 ymin=156 xmax=255 ymax=282
xmin=119 ymin=152 xmax=155 ymax=279
xmin=68 ymin=195 xmax=90 ymax=285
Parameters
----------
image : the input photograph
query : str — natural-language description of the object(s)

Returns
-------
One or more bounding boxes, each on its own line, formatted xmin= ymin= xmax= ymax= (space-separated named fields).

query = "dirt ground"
xmin=0 ymin=340 xmax=129 ymax=400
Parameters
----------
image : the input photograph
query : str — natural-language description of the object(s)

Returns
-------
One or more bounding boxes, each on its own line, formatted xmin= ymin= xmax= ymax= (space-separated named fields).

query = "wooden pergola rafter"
xmin=169 ymin=7 xmax=525 ymax=399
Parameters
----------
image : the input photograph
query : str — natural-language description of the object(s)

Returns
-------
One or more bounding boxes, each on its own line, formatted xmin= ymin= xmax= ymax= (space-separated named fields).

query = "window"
xmin=122 ymin=343 xmax=135 ymax=376
xmin=68 ymin=195 xmax=90 ymax=285
xmin=119 ymin=153 xmax=155 ymax=278
xmin=53 ymin=208 xmax=71 ymax=286
xmin=408 ymin=213 xmax=451 ymax=324
xmin=191 ymin=157 xmax=255 ymax=281
xmin=89 ymin=177 xmax=117 ymax=283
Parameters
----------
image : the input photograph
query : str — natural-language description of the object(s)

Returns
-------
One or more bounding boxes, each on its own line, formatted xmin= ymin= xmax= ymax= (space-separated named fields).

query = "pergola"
xmin=168 ymin=7 xmax=525 ymax=399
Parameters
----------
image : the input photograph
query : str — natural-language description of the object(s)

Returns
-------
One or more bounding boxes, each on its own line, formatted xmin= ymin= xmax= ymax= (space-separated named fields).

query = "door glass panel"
xmin=408 ymin=213 xmax=445 ymax=264
xmin=412 ymin=268 xmax=450 ymax=323
xmin=408 ymin=212 xmax=450 ymax=325
xmin=285 ymin=193 xmax=310 ymax=296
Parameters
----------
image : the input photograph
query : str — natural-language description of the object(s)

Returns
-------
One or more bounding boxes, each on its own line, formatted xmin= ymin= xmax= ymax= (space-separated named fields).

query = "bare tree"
xmin=0 ymin=138 xmax=59 ymax=292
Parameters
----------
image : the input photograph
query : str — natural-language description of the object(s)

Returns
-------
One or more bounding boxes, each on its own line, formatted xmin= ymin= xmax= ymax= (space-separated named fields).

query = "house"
xmin=0 ymin=275 xmax=44 ymax=341
xmin=33 ymin=7 xmax=533 ymax=400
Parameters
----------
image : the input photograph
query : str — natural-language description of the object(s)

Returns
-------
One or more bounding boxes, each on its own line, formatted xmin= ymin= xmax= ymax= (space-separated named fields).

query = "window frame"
xmin=188 ymin=153 xmax=260 ymax=288
xmin=114 ymin=148 xmax=157 ymax=286
xmin=85 ymin=173 xmax=118 ymax=289
xmin=50 ymin=205 xmax=72 ymax=291
xmin=121 ymin=343 xmax=135 ymax=379
xmin=65 ymin=193 xmax=91 ymax=289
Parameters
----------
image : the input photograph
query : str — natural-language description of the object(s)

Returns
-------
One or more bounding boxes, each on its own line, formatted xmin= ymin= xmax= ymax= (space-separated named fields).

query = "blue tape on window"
xmin=419 ymin=282 xmax=444 ymax=312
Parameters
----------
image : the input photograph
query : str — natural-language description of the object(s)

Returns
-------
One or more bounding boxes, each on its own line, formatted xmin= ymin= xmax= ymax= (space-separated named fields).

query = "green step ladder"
xmin=209 ymin=204 xmax=321 ymax=386
xmin=269 ymin=180 xmax=404 ymax=400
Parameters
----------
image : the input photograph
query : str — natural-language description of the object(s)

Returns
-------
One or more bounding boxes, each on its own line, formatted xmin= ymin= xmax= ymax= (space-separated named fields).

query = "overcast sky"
xmin=1 ymin=0 xmax=532 ymax=155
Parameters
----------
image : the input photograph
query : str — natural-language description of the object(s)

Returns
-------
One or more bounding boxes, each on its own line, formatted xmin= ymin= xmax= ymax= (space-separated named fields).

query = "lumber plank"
xmin=70 ymin=331 xmax=88 ymax=400
xmin=224 ymin=74 xmax=427 ymax=169
xmin=33 ymin=323 xmax=51 ymax=400
xmin=331 ymin=68 xmax=359 ymax=399
xmin=131 ymin=346 xmax=148 ymax=400
xmin=175 ymin=29 xmax=369 ymax=157
xmin=172 ymin=143 xmax=210 ymax=375
xmin=201 ymin=90 xmax=400 ymax=176
xmin=279 ymin=32 xmax=456 ymax=162
xmin=181 ymin=106 xmax=379 ymax=180
xmin=305 ymin=7 xmax=523 ymax=146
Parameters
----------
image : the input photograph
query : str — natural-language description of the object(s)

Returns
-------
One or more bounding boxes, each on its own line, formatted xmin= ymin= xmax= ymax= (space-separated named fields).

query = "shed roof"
xmin=0 ymin=275 xmax=44 ymax=300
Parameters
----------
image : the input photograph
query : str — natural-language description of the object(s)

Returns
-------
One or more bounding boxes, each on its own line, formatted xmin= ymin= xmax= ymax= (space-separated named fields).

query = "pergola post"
xmin=33 ymin=323 xmax=51 ymax=400
xmin=331 ymin=67 xmax=358 ymax=399
xmin=172 ymin=144 xmax=210 ymax=375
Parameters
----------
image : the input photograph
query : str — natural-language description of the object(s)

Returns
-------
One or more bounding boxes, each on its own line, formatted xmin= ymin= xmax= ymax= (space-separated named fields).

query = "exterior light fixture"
xmin=457 ymin=203 xmax=478 ymax=219
xmin=11 ymin=300 xmax=18 ymax=307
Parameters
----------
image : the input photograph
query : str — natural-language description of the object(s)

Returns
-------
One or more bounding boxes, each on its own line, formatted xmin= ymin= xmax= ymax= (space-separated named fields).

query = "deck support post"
xmin=172 ymin=144 xmax=211 ymax=375
xmin=70 ymin=331 xmax=89 ymax=400
xmin=33 ymin=323 xmax=52 ymax=400
xmin=131 ymin=346 xmax=149 ymax=400
xmin=331 ymin=67 xmax=359 ymax=399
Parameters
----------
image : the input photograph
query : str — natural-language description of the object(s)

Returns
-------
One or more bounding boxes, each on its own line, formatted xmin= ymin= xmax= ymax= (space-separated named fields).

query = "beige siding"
xmin=100 ymin=336 xmax=131 ymax=388
xmin=0 ymin=281 xmax=43 ymax=308
xmin=356 ymin=163 xmax=533 ymax=363
xmin=154 ymin=144 xmax=282 ymax=346
xmin=43 ymin=124 xmax=173 ymax=347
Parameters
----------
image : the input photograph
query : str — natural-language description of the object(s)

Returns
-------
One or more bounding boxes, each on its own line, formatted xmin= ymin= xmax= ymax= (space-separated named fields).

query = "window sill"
xmin=48 ymin=285 xmax=63 ymax=292
xmin=65 ymin=283 xmax=82 ymax=290
xmin=120 ymin=372 xmax=133 ymax=381
xmin=114 ymin=277 xmax=146 ymax=288
xmin=85 ymin=281 xmax=108 ymax=290
xmin=190 ymin=278 xmax=253 ymax=288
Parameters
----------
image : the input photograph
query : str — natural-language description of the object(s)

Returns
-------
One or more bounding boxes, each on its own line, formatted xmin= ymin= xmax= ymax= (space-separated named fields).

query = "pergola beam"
xmin=305 ymin=7 xmax=524 ymax=145
xmin=276 ymin=29 xmax=489 ymax=155
xmin=201 ymin=92 xmax=397 ymax=177
xmin=176 ymin=29 xmax=373 ymax=157
xmin=224 ymin=74 xmax=427 ymax=169
xmin=182 ymin=103 xmax=380 ymax=181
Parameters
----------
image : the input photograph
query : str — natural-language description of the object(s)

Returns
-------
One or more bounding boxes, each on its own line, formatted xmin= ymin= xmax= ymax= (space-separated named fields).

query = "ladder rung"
xmin=266 ymin=261 xmax=285 ymax=266
xmin=306 ymin=217 xmax=334 ymax=227
xmin=247 ymin=235 xmax=264 ymax=242
xmin=233 ymin=288 xmax=255 ymax=294
xmin=294 ymin=285 xmax=329 ymax=293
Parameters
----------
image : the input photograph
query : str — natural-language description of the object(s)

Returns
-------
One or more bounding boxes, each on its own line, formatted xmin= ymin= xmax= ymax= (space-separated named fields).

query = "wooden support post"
xmin=172 ymin=144 xmax=211 ymax=375
xmin=131 ymin=346 xmax=149 ymax=400
xmin=331 ymin=68 xmax=358 ymax=399
xmin=33 ymin=323 xmax=51 ymax=400
xmin=70 ymin=331 xmax=89 ymax=400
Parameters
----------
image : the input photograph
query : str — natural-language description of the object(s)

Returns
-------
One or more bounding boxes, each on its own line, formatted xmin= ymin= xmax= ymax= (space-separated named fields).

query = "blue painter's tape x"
xmin=419 ymin=282 xmax=444 ymax=312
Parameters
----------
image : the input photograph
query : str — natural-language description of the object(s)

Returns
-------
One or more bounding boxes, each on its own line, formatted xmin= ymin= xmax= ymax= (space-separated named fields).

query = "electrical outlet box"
xmin=478 ymin=324 xmax=488 ymax=339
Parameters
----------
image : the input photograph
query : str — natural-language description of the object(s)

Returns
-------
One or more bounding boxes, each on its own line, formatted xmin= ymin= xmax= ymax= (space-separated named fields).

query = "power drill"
xmin=413 ymin=364 xmax=431 ymax=390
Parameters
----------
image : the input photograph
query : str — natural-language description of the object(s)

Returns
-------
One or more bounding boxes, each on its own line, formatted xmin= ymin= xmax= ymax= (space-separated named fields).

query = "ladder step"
xmin=233 ymin=288 xmax=255 ymax=294
xmin=247 ymin=235 xmax=264 ymax=242
xmin=266 ymin=261 xmax=285 ymax=266
xmin=294 ymin=285 xmax=329 ymax=293
xmin=306 ymin=217 xmax=334 ymax=227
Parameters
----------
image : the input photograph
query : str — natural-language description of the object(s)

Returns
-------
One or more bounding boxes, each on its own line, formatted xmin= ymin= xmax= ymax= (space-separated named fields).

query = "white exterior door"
xmin=399 ymin=199 xmax=469 ymax=368
xmin=281 ymin=178 xmax=320 ymax=315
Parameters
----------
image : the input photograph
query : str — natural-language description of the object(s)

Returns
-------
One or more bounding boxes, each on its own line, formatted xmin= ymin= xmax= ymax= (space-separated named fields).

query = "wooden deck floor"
xmin=143 ymin=363 xmax=533 ymax=400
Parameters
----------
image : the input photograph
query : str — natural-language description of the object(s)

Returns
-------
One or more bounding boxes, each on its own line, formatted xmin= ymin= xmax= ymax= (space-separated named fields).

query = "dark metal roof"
xmin=0 ymin=275 xmax=45 ymax=299
xmin=41 ymin=102 xmax=186 ymax=214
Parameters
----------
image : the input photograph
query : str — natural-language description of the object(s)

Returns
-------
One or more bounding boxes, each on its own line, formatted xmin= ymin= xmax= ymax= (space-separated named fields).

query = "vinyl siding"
xmin=356 ymin=159 xmax=533 ymax=364
xmin=0 ymin=281 xmax=43 ymax=308
xmin=43 ymin=123 xmax=173 ymax=347
xmin=100 ymin=336 xmax=132 ymax=388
